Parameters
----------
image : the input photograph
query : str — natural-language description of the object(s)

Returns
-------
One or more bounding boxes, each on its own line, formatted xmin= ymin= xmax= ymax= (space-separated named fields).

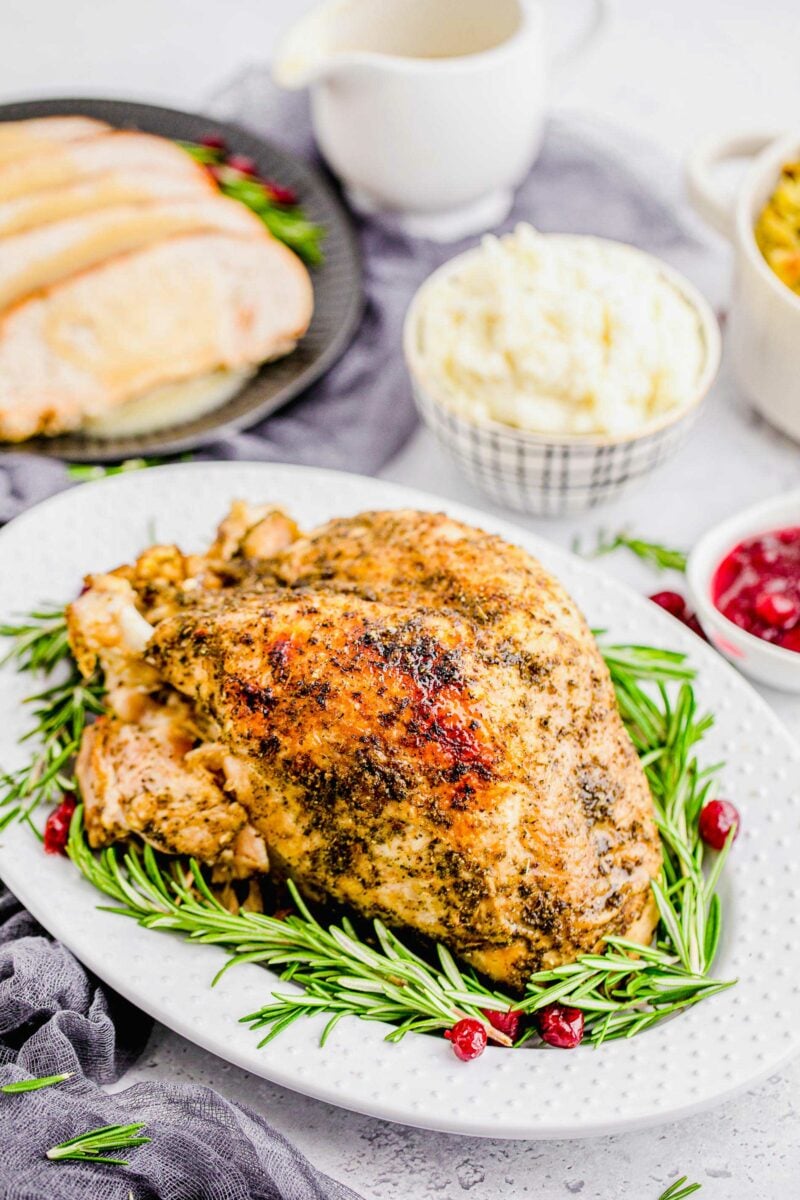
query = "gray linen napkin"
xmin=0 ymin=74 xmax=723 ymax=522
xmin=0 ymin=886 xmax=361 ymax=1199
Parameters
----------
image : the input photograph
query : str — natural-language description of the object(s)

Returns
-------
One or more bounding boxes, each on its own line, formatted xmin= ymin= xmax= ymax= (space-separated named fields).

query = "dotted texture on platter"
xmin=0 ymin=463 xmax=797 ymax=1139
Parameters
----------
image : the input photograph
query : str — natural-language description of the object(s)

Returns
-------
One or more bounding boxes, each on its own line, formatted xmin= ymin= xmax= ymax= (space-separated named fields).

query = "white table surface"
xmin=3 ymin=0 xmax=800 ymax=1195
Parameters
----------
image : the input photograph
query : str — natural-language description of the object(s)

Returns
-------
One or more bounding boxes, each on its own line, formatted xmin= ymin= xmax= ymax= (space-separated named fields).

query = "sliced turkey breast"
xmin=0 ymin=169 xmax=217 ymax=237
xmin=0 ymin=116 xmax=109 ymax=165
xmin=0 ymin=231 xmax=314 ymax=440
xmin=0 ymin=131 xmax=208 ymax=202
xmin=0 ymin=196 xmax=267 ymax=309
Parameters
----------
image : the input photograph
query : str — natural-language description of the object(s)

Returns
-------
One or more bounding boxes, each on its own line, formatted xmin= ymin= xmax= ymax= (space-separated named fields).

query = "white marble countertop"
xmin=3 ymin=0 xmax=800 ymax=1195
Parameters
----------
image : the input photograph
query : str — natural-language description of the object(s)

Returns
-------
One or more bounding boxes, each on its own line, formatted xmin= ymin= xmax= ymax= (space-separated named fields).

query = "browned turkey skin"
xmin=67 ymin=503 xmax=661 ymax=991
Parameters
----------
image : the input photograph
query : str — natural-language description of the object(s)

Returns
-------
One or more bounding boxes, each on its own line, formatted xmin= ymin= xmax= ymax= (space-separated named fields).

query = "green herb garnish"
xmin=179 ymin=141 xmax=325 ymax=266
xmin=0 ymin=659 xmax=104 ymax=832
xmin=0 ymin=606 xmax=104 ymax=829
xmin=583 ymin=530 xmax=688 ymax=573
xmin=67 ymin=829 xmax=517 ymax=1047
xmin=67 ymin=458 xmax=164 ymax=482
xmin=658 ymin=1176 xmax=702 ymax=1199
xmin=46 ymin=1121 xmax=149 ymax=1166
xmin=1 ymin=1072 xmax=71 ymax=1094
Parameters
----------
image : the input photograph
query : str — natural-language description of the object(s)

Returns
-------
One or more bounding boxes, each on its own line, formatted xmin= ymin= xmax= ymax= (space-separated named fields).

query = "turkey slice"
xmin=0 ymin=116 xmax=109 ymax=165
xmin=0 ymin=131 xmax=208 ymax=202
xmin=0 ymin=231 xmax=313 ymax=441
xmin=0 ymin=168 xmax=217 ymax=237
xmin=0 ymin=195 xmax=267 ymax=310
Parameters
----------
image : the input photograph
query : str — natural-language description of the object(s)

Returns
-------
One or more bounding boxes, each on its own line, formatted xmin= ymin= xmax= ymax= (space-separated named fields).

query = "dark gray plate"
xmin=0 ymin=97 xmax=362 ymax=462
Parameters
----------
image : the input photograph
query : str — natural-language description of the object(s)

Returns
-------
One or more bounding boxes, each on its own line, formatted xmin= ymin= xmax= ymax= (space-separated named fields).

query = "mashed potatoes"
xmin=414 ymin=225 xmax=706 ymax=437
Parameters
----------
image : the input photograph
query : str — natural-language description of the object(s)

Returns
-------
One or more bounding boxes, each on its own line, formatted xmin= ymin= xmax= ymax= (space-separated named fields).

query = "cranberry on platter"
xmin=538 ymin=1004 xmax=585 ymax=1048
xmin=649 ymin=590 xmax=687 ymax=619
xmin=648 ymin=592 xmax=708 ymax=641
xmin=199 ymin=133 xmax=227 ymax=151
xmin=43 ymin=795 xmax=77 ymax=855
xmin=444 ymin=1018 xmax=488 ymax=1061
xmin=482 ymin=1008 xmax=522 ymax=1041
xmin=699 ymin=799 xmax=740 ymax=851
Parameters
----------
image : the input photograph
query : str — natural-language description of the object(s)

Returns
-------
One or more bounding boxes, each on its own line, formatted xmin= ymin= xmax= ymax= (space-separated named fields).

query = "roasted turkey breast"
xmin=69 ymin=506 xmax=661 ymax=990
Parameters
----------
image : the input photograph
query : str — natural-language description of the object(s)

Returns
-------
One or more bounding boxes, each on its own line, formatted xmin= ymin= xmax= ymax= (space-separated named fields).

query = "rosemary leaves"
xmin=45 ymin=1122 xmax=150 ymax=1166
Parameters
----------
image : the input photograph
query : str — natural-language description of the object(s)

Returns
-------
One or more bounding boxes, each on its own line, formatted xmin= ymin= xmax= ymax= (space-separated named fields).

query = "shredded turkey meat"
xmin=67 ymin=501 xmax=661 ymax=990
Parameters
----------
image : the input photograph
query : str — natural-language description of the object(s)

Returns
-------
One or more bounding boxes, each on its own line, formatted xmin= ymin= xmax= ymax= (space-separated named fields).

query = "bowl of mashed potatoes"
xmin=404 ymin=225 xmax=720 ymax=515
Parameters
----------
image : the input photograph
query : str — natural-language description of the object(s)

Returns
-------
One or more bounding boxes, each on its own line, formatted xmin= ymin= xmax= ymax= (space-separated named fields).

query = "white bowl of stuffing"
xmin=403 ymin=225 xmax=721 ymax=516
xmin=688 ymin=131 xmax=800 ymax=443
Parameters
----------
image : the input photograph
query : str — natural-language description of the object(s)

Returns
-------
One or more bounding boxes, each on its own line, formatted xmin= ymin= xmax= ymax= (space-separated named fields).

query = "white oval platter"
xmin=0 ymin=462 xmax=797 ymax=1140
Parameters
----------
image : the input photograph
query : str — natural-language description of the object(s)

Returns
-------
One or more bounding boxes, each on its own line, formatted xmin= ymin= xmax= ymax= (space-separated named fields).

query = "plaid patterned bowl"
xmin=404 ymin=242 xmax=721 ymax=517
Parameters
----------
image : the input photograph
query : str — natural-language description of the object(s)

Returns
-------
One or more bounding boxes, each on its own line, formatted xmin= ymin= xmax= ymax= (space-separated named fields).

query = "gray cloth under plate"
xmin=0 ymin=75 xmax=722 ymax=522
xmin=0 ymin=887 xmax=361 ymax=1199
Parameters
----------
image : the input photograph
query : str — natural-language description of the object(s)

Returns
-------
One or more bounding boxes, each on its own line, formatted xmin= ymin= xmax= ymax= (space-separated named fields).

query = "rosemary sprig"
xmin=66 ymin=458 xmax=164 ymax=482
xmin=658 ymin=1176 xmax=702 ymax=1199
xmin=0 ymin=662 xmax=105 ymax=831
xmin=0 ymin=605 xmax=71 ymax=673
xmin=46 ymin=1121 xmax=149 ymax=1166
xmin=66 ymin=454 xmax=192 ymax=483
xmin=584 ymin=530 xmax=688 ymax=573
xmin=0 ymin=607 xmax=104 ymax=829
xmin=1 ymin=1072 xmax=71 ymax=1093
xmin=67 ymin=821 xmax=516 ymax=1047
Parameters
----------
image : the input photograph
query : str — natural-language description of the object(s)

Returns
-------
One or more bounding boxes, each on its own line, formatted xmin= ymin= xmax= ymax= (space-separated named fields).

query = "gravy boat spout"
xmin=272 ymin=2 xmax=367 ymax=90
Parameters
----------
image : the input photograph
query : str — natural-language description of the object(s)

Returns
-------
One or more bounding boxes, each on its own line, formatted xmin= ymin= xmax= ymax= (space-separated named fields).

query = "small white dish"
xmin=688 ymin=489 xmax=800 ymax=693
xmin=687 ymin=130 xmax=800 ymax=442
xmin=404 ymin=235 xmax=721 ymax=515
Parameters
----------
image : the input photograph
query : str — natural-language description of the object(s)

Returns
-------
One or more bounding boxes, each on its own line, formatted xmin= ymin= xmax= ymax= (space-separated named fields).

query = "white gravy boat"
xmin=273 ymin=0 xmax=603 ymax=240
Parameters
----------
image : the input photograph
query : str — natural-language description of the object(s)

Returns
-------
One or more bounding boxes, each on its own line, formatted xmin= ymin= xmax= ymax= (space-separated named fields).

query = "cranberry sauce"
xmin=711 ymin=526 xmax=800 ymax=652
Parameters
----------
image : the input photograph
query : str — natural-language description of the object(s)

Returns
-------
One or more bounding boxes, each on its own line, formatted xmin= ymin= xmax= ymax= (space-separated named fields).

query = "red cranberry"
xmin=482 ymin=1009 xmax=521 ymax=1041
xmin=444 ymin=1018 xmax=488 ymax=1061
xmin=683 ymin=612 xmax=709 ymax=641
xmin=754 ymin=590 xmax=800 ymax=629
xmin=649 ymin=591 xmax=687 ymax=619
xmin=264 ymin=180 xmax=298 ymax=206
xmin=699 ymin=799 xmax=740 ymax=850
xmin=538 ymin=1004 xmax=585 ymax=1048
xmin=43 ymin=796 xmax=77 ymax=855
xmin=227 ymin=153 xmax=259 ymax=177
xmin=648 ymin=592 xmax=708 ymax=640
xmin=200 ymin=133 xmax=227 ymax=151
